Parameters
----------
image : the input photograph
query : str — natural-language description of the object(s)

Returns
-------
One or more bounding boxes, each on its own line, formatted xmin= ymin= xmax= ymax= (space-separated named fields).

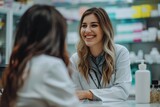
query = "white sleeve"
xmin=40 ymin=60 xmax=81 ymax=107
xmin=90 ymin=46 xmax=132 ymax=102
xmin=70 ymin=53 xmax=83 ymax=90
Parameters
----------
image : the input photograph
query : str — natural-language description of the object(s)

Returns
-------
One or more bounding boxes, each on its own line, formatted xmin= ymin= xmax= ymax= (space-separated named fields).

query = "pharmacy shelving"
xmin=0 ymin=8 xmax=12 ymax=66
xmin=54 ymin=0 xmax=160 ymax=82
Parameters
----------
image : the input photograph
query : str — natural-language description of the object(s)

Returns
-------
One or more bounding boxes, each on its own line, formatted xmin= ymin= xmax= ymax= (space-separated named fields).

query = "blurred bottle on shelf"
xmin=135 ymin=60 xmax=150 ymax=104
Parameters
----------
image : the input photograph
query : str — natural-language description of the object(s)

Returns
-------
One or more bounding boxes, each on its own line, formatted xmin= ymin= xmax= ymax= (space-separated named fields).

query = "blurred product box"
xmin=115 ymin=7 xmax=133 ymax=19
xmin=131 ymin=5 xmax=142 ymax=18
xmin=131 ymin=4 xmax=154 ymax=18
xmin=141 ymin=4 xmax=153 ymax=18
xmin=116 ymin=22 xmax=143 ymax=33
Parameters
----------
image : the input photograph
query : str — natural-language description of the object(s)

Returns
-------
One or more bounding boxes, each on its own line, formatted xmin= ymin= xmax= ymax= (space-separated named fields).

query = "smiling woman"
xmin=70 ymin=7 xmax=132 ymax=102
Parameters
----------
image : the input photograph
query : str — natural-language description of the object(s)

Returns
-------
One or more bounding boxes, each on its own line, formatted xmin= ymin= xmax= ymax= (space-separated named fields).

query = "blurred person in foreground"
xmin=70 ymin=7 xmax=132 ymax=101
xmin=0 ymin=4 xmax=80 ymax=107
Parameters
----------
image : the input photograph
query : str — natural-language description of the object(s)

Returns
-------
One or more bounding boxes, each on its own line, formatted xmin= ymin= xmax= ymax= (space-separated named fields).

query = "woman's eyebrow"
xmin=91 ymin=22 xmax=99 ymax=24
xmin=81 ymin=22 xmax=99 ymax=25
xmin=82 ymin=21 xmax=99 ymax=23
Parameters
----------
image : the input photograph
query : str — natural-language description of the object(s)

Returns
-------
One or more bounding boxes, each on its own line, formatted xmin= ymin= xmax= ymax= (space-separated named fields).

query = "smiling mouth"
xmin=85 ymin=35 xmax=95 ymax=39
xmin=86 ymin=36 xmax=94 ymax=39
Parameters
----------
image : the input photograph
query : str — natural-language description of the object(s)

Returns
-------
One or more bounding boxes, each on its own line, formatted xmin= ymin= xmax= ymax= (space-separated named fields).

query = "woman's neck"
xmin=89 ymin=45 xmax=103 ymax=57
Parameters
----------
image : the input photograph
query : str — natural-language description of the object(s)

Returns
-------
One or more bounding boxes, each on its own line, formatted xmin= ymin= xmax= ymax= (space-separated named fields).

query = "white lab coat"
xmin=16 ymin=55 xmax=81 ymax=107
xmin=70 ymin=44 xmax=132 ymax=102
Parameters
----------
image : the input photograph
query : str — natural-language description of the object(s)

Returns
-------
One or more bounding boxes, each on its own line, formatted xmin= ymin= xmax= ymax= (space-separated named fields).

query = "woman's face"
xmin=80 ymin=14 xmax=103 ymax=48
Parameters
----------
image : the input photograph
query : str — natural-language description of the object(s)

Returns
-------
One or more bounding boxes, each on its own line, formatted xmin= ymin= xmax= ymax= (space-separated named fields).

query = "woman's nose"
xmin=85 ymin=26 xmax=91 ymax=32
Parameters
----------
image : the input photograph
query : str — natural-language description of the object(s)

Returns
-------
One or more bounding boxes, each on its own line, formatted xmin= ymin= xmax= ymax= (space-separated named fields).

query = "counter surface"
xmin=81 ymin=100 xmax=160 ymax=107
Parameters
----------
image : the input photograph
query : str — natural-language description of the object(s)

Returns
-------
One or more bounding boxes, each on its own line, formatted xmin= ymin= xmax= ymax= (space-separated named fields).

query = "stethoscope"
xmin=89 ymin=57 xmax=103 ymax=89
xmin=89 ymin=68 xmax=102 ymax=89
xmin=88 ymin=58 xmax=117 ymax=89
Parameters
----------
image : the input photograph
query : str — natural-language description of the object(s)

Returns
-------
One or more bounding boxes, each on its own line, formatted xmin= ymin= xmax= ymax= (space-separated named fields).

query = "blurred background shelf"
xmin=0 ymin=0 xmax=159 ymax=82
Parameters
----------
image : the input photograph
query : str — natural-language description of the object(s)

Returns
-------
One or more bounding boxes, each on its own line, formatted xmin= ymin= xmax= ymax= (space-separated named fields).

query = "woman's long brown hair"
xmin=0 ymin=4 xmax=69 ymax=107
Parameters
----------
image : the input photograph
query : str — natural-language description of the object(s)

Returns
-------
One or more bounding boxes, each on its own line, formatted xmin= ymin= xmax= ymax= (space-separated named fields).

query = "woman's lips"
xmin=85 ymin=35 xmax=94 ymax=39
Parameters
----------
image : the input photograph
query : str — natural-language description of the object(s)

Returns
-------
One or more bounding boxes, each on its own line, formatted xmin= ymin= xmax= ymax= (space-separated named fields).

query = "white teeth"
xmin=86 ymin=36 xmax=94 ymax=39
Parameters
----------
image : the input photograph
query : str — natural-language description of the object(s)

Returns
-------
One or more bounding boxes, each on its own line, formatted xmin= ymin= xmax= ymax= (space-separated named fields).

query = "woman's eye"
xmin=91 ymin=24 xmax=98 ymax=28
xmin=81 ymin=24 xmax=87 ymax=28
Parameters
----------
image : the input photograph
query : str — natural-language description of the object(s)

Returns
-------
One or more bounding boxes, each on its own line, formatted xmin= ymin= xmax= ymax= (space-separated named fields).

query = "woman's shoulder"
xmin=70 ymin=52 xmax=78 ymax=58
xmin=70 ymin=52 xmax=79 ymax=61
xmin=115 ymin=44 xmax=129 ymax=54
xmin=31 ymin=54 xmax=65 ymax=68
xmin=28 ymin=55 xmax=68 ymax=81
xmin=70 ymin=52 xmax=79 ymax=69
